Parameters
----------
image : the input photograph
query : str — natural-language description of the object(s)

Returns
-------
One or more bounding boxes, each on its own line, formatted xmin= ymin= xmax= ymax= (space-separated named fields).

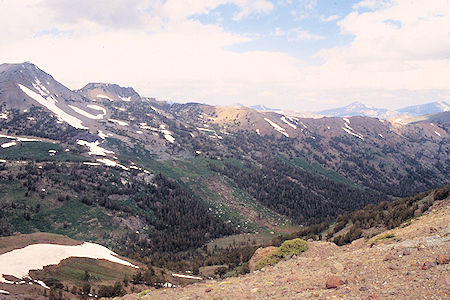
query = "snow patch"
xmin=119 ymin=96 xmax=131 ymax=102
xmin=19 ymin=137 xmax=39 ymax=142
xmin=434 ymin=131 xmax=441 ymax=137
xmin=171 ymin=273 xmax=202 ymax=280
xmin=77 ymin=140 xmax=114 ymax=156
xmin=35 ymin=280 xmax=50 ymax=289
xmin=342 ymin=123 xmax=364 ymax=140
xmin=1 ymin=141 xmax=16 ymax=148
xmin=18 ymin=84 xmax=87 ymax=129
xmin=0 ymin=290 xmax=10 ymax=295
xmin=280 ymin=116 xmax=297 ymax=129
xmin=394 ymin=118 xmax=407 ymax=125
xmin=0 ymin=113 xmax=7 ymax=119
xmin=0 ymin=134 xmax=41 ymax=143
xmin=159 ymin=125 xmax=175 ymax=143
xmin=196 ymin=127 xmax=222 ymax=139
xmin=140 ymin=124 xmax=175 ymax=142
xmin=197 ymin=127 xmax=216 ymax=133
xmin=97 ymin=130 xmax=110 ymax=139
xmin=96 ymin=158 xmax=129 ymax=170
xmin=87 ymin=104 xmax=105 ymax=111
xmin=0 ymin=242 xmax=138 ymax=283
xmin=32 ymin=79 xmax=50 ymax=97
xmin=97 ymin=94 xmax=113 ymax=101
xmin=264 ymin=118 xmax=289 ymax=137
xmin=256 ymin=128 xmax=260 ymax=135
xmin=83 ymin=162 xmax=101 ymax=166
xmin=164 ymin=134 xmax=175 ymax=143
xmin=69 ymin=105 xmax=105 ymax=120
xmin=343 ymin=118 xmax=350 ymax=124
xmin=108 ymin=119 xmax=129 ymax=126
xmin=151 ymin=106 xmax=161 ymax=114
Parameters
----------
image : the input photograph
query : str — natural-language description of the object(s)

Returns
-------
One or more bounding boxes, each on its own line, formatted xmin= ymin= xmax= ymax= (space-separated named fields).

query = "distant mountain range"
xmin=398 ymin=101 xmax=450 ymax=115
xmin=247 ymin=101 xmax=449 ymax=120
xmin=250 ymin=104 xmax=278 ymax=111
xmin=318 ymin=101 xmax=449 ymax=118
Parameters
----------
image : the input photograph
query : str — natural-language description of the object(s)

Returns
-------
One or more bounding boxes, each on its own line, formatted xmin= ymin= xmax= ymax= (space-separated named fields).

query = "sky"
xmin=0 ymin=0 xmax=449 ymax=111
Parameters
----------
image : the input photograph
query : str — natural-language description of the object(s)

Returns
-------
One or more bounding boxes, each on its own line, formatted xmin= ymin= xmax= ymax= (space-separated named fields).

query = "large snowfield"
xmin=0 ymin=242 xmax=138 ymax=283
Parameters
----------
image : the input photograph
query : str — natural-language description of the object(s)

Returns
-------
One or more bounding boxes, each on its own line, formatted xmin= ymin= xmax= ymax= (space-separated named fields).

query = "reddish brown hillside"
xmin=129 ymin=198 xmax=449 ymax=299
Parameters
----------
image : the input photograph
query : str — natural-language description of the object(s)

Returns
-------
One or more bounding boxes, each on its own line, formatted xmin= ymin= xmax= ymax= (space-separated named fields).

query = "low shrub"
xmin=255 ymin=239 xmax=308 ymax=270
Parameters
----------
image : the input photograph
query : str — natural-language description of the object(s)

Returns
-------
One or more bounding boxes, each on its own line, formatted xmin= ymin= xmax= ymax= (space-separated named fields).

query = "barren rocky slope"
xmin=131 ymin=198 xmax=449 ymax=299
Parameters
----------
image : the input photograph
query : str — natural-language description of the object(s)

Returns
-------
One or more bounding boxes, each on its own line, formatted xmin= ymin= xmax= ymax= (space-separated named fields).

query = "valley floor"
xmin=127 ymin=199 xmax=450 ymax=299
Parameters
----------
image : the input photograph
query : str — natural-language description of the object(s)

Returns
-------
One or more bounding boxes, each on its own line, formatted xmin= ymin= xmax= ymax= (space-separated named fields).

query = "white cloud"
xmin=271 ymin=27 xmax=285 ymax=36
xmin=353 ymin=0 xmax=391 ymax=10
xmin=0 ymin=0 xmax=448 ymax=112
xmin=285 ymin=0 xmax=317 ymax=20
xmin=305 ymin=0 xmax=450 ymax=90
xmin=320 ymin=14 xmax=340 ymax=22
xmin=231 ymin=0 xmax=274 ymax=20
xmin=43 ymin=0 xmax=158 ymax=29
xmin=156 ymin=0 xmax=273 ymax=21
xmin=257 ymin=90 xmax=275 ymax=97
xmin=288 ymin=28 xmax=324 ymax=41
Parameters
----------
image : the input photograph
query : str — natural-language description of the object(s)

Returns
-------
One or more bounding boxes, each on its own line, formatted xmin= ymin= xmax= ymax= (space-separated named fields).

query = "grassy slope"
xmin=278 ymin=155 xmax=358 ymax=188
xmin=0 ymin=140 xmax=85 ymax=161
xmin=106 ymin=137 xmax=291 ymax=233
xmin=0 ymin=178 xmax=118 ymax=246
xmin=30 ymin=257 xmax=137 ymax=286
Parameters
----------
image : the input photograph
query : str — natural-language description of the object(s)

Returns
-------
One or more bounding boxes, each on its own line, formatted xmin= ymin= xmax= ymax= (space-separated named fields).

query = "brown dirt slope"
xmin=0 ymin=232 xmax=81 ymax=255
xmin=136 ymin=198 xmax=450 ymax=299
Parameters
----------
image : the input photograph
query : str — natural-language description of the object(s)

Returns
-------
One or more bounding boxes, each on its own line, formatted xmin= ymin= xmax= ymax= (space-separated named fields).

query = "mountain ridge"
xmin=0 ymin=61 xmax=448 ymax=278
xmin=318 ymin=100 xmax=449 ymax=118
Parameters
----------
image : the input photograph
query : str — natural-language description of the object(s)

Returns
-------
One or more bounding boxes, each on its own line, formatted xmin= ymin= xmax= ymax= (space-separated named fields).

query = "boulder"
xmin=325 ymin=275 xmax=345 ymax=289
xmin=436 ymin=254 xmax=449 ymax=265
xmin=421 ymin=261 xmax=433 ymax=270
xmin=350 ymin=238 xmax=366 ymax=249
xmin=248 ymin=246 xmax=277 ymax=272
xmin=331 ymin=262 xmax=344 ymax=273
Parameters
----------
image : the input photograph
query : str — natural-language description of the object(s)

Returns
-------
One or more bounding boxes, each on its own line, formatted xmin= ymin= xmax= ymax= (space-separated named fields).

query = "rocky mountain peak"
xmin=78 ymin=82 xmax=141 ymax=102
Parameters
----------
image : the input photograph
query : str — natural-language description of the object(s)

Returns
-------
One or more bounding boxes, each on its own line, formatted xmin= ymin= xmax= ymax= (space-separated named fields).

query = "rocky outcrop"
xmin=248 ymin=246 xmax=277 ymax=272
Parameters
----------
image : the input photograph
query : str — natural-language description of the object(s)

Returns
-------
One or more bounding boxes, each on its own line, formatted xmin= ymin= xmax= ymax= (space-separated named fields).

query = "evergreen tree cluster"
xmin=210 ymin=157 xmax=383 ymax=224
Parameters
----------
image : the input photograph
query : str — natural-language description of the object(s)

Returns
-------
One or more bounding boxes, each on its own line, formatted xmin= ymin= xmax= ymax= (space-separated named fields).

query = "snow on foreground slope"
xmin=0 ymin=242 xmax=138 ymax=283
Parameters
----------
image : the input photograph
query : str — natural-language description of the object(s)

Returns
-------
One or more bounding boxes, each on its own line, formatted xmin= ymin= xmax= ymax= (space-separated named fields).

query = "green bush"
xmin=255 ymin=238 xmax=308 ymax=270
xmin=277 ymin=238 xmax=309 ymax=257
